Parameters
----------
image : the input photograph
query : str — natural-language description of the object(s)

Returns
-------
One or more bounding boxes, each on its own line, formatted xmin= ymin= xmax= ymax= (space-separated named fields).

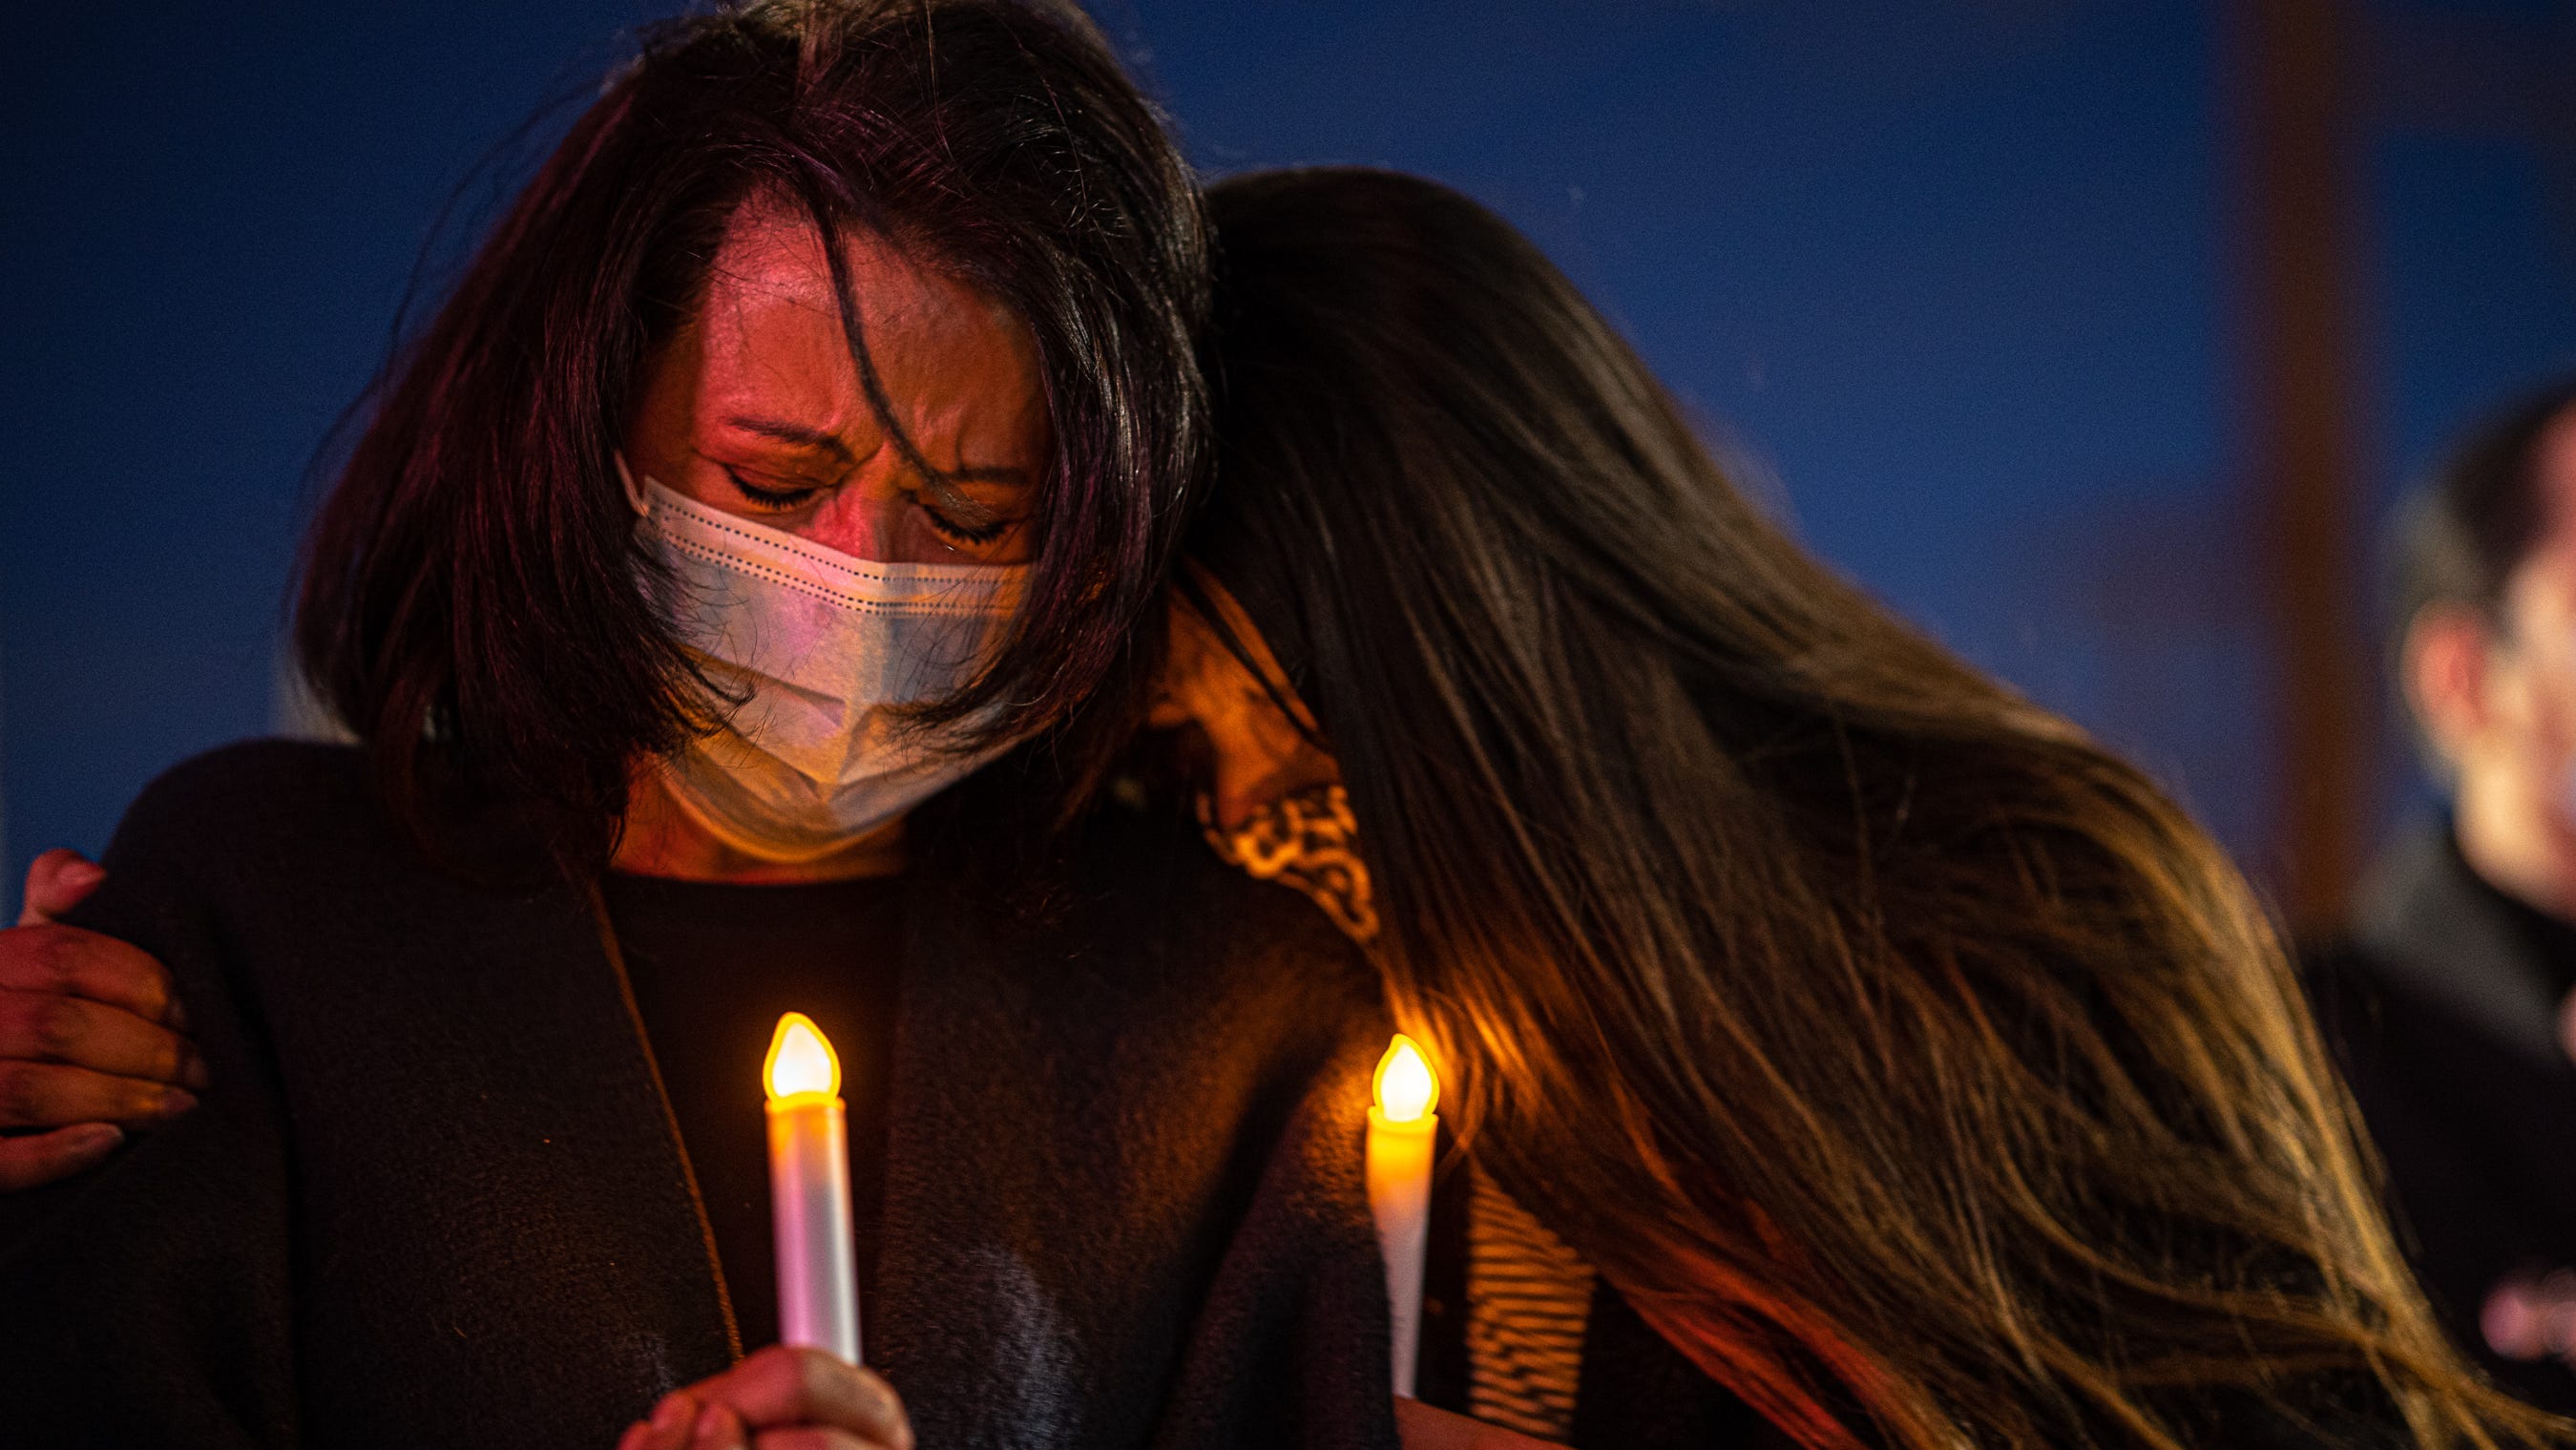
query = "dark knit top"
xmin=601 ymin=871 xmax=905 ymax=1352
xmin=2314 ymin=823 xmax=2576 ymax=1416
xmin=0 ymin=741 xmax=1404 ymax=1450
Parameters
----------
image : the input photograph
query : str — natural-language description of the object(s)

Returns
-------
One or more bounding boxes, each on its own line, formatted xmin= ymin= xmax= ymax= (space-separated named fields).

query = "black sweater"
xmin=2313 ymin=824 xmax=2576 ymax=1416
xmin=598 ymin=870 xmax=908 ymax=1354
xmin=0 ymin=741 xmax=1403 ymax=1450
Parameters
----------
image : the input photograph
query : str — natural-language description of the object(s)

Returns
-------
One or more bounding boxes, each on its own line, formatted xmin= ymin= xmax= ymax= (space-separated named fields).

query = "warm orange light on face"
xmin=1372 ymin=1035 xmax=1437 ymax=1124
xmin=764 ymin=1012 xmax=842 ymax=1102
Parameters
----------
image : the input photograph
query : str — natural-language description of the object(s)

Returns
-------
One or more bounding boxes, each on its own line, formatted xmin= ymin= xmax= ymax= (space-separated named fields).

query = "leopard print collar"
xmin=1198 ymin=783 xmax=1380 ymax=945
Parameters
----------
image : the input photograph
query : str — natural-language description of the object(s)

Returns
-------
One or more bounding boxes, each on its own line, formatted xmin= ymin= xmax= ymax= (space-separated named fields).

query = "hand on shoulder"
xmin=0 ymin=850 xmax=201 ymax=1191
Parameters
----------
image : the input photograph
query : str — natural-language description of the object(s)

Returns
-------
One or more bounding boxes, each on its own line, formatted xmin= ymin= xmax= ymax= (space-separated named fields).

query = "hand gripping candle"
xmin=1366 ymin=1034 xmax=1439 ymax=1397
xmin=764 ymin=1012 xmax=861 ymax=1363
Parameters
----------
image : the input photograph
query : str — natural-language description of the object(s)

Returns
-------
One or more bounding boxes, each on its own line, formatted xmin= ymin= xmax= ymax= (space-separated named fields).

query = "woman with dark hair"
xmin=1148 ymin=167 xmax=2565 ymax=1448
xmin=0 ymin=7 xmax=1400 ymax=1448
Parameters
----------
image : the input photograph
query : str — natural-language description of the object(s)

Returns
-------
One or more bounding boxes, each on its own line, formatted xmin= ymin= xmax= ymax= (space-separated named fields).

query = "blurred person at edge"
xmin=0 ymin=4 xmax=1422 ymax=1448
xmin=2311 ymin=376 xmax=2576 ymax=1415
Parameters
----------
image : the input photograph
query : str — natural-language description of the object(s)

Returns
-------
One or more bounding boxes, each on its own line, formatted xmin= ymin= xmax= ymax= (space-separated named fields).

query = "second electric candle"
xmin=1366 ymin=1034 xmax=1438 ymax=1397
xmin=764 ymin=1011 xmax=862 ymax=1363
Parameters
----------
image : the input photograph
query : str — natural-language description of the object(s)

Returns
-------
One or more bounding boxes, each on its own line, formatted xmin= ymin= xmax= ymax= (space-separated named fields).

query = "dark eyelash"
xmin=921 ymin=505 xmax=1011 ymax=547
xmin=723 ymin=468 xmax=821 ymax=510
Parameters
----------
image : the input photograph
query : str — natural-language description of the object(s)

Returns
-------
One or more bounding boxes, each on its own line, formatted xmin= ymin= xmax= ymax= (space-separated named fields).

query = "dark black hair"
xmin=1188 ymin=167 xmax=2543 ymax=1450
xmin=298 ymin=0 xmax=1207 ymax=870
xmin=2391 ymin=376 xmax=2576 ymax=658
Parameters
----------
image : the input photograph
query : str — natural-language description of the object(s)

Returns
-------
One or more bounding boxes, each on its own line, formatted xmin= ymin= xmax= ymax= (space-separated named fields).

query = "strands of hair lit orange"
xmin=1195 ymin=167 xmax=2563 ymax=1450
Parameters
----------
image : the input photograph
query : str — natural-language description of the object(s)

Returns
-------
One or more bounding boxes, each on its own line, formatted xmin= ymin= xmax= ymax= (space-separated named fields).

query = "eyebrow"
xmin=723 ymin=415 xmax=856 ymax=465
xmin=722 ymin=413 xmax=1032 ymax=489
xmin=944 ymin=465 xmax=1033 ymax=487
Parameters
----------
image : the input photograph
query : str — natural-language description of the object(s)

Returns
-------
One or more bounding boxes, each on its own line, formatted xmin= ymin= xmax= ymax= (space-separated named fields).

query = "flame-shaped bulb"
xmin=764 ymin=1012 xmax=842 ymax=1102
xmin=1372 ymin=1035 xmax=1438 ymax=1124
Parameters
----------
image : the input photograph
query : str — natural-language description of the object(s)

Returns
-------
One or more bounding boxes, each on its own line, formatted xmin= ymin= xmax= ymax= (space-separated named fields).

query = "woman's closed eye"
xmin=717 ymin=460 xmax=1027 ymax=557
xmin=911 ymin=483 xmax=1015 ymax=546
xmin=723 ymin=465 xmax=831 ymax=513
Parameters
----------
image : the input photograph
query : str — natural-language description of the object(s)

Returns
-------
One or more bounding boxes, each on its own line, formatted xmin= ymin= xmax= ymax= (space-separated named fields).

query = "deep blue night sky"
xmin=5 ymin=1 xmax=2572 ymax=905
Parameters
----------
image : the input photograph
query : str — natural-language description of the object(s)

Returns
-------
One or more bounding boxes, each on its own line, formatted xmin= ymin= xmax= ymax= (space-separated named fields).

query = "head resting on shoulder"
xmin=1178 ymin=165 xmax=2545 ymax=1450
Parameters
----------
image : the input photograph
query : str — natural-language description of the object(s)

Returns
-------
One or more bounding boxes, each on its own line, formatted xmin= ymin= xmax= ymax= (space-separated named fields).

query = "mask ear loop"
xmin=614 ymin=452 xmax=652 ymax=519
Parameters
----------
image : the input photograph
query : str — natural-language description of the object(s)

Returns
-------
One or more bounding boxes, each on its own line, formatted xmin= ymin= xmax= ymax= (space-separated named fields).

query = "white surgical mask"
xmin=624 ymin=460 xmax=1029 ymax=862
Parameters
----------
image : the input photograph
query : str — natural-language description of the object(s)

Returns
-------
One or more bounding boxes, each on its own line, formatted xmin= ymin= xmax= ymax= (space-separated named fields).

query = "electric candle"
xmin=764 ymin=1011 xmax=861 ymax=1363
xmin=1366 ymin=1033 xmax=1439 ymax=1397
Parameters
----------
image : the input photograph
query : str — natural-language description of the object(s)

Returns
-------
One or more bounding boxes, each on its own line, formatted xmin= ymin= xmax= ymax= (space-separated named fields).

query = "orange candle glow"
xmin=765 ymin=1012 xmax=860 ymax=1363
xmin=1366 ymin=1034 xmax=1439 ymax=1397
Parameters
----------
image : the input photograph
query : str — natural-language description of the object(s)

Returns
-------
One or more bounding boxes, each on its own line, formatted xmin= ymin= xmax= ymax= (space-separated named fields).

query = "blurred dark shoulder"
xmin=2310 ymin=825 xmax=2570 ymax=1061
xmin=2298 ymin=821 xmax=2576 ymax=1418
xmin=83 ymin=737 xmax=412 ymax=893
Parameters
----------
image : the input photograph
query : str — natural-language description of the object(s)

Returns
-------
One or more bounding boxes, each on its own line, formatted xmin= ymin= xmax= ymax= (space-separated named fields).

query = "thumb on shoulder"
xmin=16 ymin=849 xmax=107 ymax=927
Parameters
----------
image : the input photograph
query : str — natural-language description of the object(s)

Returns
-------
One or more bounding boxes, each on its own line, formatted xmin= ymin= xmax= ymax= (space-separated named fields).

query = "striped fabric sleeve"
xmin=1465 ymin=1163 xmax=1598 ymax=1441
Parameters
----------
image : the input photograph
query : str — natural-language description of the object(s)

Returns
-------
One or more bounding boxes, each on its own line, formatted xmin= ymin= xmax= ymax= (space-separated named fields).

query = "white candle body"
xmin=767 ymin=1093 xmax=861 ymax=1363
xmin=1366 ymin=1105 xmax=1436 ymax=1397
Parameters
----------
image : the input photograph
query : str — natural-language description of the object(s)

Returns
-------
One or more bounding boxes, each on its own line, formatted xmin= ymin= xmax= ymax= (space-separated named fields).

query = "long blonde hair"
xmin=1191 ymin=166 xmax=2559 ymax=1449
